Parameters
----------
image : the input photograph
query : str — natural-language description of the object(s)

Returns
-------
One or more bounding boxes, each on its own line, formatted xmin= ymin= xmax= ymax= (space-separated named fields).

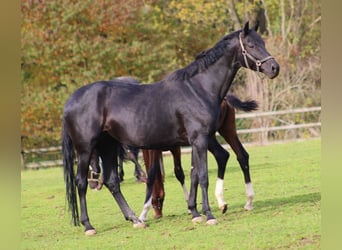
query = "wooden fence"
xmin=21 ymin=106 xmax=321 ymax=169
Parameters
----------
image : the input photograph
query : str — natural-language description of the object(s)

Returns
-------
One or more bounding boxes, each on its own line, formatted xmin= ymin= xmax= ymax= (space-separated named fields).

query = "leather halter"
xmin=239 ymin=32 xmax=274 ymax=73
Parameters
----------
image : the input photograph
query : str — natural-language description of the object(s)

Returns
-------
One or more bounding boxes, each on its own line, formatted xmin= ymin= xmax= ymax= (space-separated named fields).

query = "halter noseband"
xmin=239 ymin=32 xmax=274 ymax=73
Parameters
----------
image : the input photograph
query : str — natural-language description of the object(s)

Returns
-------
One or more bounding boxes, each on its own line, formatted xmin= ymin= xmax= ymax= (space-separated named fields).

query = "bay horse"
xmin=139 ymin=94 xmax=258 ymax=220
xmin=62 ymin=21 xmax=279 ymax=234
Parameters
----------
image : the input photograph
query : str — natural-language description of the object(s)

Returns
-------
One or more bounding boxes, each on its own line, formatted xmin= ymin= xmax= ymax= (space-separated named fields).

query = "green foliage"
xmin=21 ymin=0 xmax=321 ymax=148
xmin=21 ymin=140 xmax=321 ymax=249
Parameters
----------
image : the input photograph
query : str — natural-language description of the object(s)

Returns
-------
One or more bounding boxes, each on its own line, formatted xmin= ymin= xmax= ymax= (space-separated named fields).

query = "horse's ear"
xmin=253 ymin=21 xmax=259 ymax=32
xmin=243 ymin=21 xmax=250 ymax=35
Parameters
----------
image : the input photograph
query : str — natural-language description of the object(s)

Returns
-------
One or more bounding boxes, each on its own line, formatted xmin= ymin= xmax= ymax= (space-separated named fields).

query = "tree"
xmin=21 ymin=0 xmax=321 ymax=148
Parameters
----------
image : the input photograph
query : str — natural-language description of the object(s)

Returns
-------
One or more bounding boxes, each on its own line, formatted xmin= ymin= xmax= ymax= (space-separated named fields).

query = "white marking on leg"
xmin=215 ymin=178 xmax=226 ymax=209
xmin=244 ymin=182 xmax=255 ymax=211
xmin=139 ymin=196 xmax=152 ymax=222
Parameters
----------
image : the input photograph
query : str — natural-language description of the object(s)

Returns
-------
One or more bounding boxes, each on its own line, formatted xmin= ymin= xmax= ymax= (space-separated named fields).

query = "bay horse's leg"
xmin=218 ymin=105 xmax=255 ymax=211
xmin=99 ymin=139 xmax=145 ymax=228
xmin=151 ymin=151 xmax=164 ymax=218
xmin=139 ymin=150 xmax=151 ymax=221
xmin=76 ymin=151 xmax=97 ymax=235
xmin=226 ymin=135 xmax=254 ymax=210
xmin=139 ymin=150 xmax=164 ymax=221
xmin=207 ymin=136 xmax=230 ymax=214
xmin=170 ymin=147 xmax=189 ymax=204
xmin=188 ymin=136 xmax=217 ymax=225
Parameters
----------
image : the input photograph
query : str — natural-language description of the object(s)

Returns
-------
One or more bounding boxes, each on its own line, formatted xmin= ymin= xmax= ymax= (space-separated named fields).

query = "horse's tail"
xmin=225 ymin=94 xmax=258 ymax=112
xmin=62 ymin=120 xmax=80 ymax=226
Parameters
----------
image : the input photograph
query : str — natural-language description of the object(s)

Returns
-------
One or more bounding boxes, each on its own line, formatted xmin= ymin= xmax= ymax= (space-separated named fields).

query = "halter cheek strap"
xmin=239 ymin=32 xmax=274 ymax=73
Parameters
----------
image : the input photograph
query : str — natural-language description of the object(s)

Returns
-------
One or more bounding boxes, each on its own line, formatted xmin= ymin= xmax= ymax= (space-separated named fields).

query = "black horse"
xmin=62 ymin=22 xmax=279 ymax=234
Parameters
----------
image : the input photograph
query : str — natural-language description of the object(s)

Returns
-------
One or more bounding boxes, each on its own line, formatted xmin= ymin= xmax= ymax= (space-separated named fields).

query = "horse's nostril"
xmin=272 ymin=64 xmax=279 ymax=73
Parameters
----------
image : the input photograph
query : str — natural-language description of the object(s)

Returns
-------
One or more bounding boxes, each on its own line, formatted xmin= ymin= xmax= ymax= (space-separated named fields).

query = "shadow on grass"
xmin=225 ymin=192 xmax=321 ymax=218
xmin=254 ymin=192 xmax=320 ymax=208
xmin=97 ymin=192 xmax=320 ymax=233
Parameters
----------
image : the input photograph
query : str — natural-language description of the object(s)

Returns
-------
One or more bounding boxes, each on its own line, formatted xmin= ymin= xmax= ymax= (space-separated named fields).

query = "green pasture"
xmin=21 ymin=139 xmax=321 ymax=249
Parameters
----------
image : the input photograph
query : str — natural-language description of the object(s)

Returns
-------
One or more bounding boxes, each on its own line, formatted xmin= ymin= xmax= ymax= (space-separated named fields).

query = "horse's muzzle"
xmin=266 ymin=60 xmax=280 ymax=79
xmin=269 ymin=60 xmax=280 ymax=79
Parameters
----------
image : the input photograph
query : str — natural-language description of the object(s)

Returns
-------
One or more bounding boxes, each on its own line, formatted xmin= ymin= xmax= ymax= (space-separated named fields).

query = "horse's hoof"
xmin=220 ymin=203 xmax=228 ymax=214
xmin=88 ymin=181 xmax=98 ymax=190
xmin=191 ymin=216 xmax=203 ymax=223
xmin=85 ymin=229 xmax=97 ymax=235
xmin=206 ymin=219 xmax=218 ymax=225
xmin=135 ymin=176 xmax=147 ymax=184
xmin=153 ymin=213 xmax=163 ymax=219
xmin=133 ymin=222 xmax=146 ymax=229
xmin=95 ymin=184 xmax=103 ymax=191
xmin=244 ymin=204 xmax=253 ymax=211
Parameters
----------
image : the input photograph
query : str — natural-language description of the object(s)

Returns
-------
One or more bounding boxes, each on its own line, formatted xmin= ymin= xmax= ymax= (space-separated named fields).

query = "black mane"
xmin=166 ymin=31 xmax=238 ymax=81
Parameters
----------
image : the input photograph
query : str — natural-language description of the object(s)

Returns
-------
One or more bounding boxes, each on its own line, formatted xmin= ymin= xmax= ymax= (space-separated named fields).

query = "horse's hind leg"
xmin=219 ymin=117 xmax=255 ymax=211
xmin=76 ymin=151 xmax=97 ymax=235
xmin=208 ymin=136 xmax=230 ymax=214
xmin=99 ymin=140 xmax=145 ymax=228
xmin=228 ymin=137 xmax=254 ymax=210
xmin=219 ymin=102 xmax=255 ymax=211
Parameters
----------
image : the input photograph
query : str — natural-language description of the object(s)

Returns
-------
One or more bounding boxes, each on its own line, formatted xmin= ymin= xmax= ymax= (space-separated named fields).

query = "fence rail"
xmin=22 ymin=106 xmax=321 ymax=169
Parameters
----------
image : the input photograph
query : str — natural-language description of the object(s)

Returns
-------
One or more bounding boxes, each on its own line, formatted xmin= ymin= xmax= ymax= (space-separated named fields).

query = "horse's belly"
xmin=104 ymin=118 xmax=188 ymax=149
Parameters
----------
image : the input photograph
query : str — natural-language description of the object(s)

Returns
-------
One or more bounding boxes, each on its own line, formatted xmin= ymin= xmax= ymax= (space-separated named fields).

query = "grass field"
xmin=21 ymin=139 xmax=321 ymax=249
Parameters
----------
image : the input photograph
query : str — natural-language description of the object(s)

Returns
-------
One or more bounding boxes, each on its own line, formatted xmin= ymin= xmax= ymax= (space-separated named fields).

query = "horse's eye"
xmin=245 ymin=38 xmax=254 ymax=48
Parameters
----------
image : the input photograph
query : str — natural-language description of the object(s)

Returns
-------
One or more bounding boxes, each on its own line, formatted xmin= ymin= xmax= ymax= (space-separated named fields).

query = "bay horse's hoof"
xmin=85 ymin=229 xmax=97 ymax=235
xmin=206 ymin=219 xmax=218 ymax=225
xmin=220 ymin=203 xmax=228 ymax=214
xmin=133 ymin=222 xmax=147 ymax=229
xmin=153 ymin=213 xmax=163 ymax=219
xmin=191 ymin=216 xmax=203 ymax=223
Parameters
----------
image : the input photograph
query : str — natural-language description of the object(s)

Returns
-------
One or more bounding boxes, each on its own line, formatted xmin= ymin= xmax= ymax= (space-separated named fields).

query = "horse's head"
xmin=238 ymin=21 xmax=280 ymax=79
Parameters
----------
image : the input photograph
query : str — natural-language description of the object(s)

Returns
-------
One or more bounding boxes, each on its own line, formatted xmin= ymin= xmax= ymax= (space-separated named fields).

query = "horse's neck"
xmin=217 ymin=59 xmax=240 ymax=100
xmin=191 ymin=52 xmax=240 ymax=102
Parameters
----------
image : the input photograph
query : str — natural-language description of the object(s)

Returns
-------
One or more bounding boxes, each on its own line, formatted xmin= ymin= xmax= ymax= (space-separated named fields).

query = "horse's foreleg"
xmin=208 ymin=136 xmax=229 ymax=214
xmin=188 ymin=161 xmax=200 ymax=222
xmin=139 ymin=151 xmax=159 ymax=221
xmin=189 ymin=136 xmax=217 ymax=225
xmin=152 ymin=152 xmax=165 ymax=219
xmin=170 ymin=147 xmax=189 ymax=203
